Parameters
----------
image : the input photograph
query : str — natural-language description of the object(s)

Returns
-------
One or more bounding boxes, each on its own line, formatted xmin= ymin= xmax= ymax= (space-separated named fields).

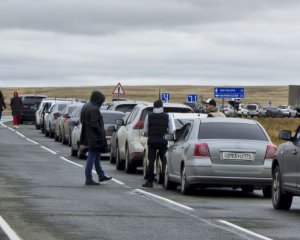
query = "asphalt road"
xmin=1 ymin=121 xmax=300 ymax=240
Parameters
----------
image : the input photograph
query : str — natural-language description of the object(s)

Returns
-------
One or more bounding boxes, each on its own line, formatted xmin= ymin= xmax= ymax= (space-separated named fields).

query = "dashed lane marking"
xmin=0 ymin=215 xmax=23 ymax=240
xmin=25 ymin=138 xmax=39 ymax=145
xmin=60 ymin=157 xmax=84 ymax=168
xmin=218 ymin=220 xmax=273 ymax=240
xmin=40 ymin=146 xmax=57 ymax=155
xmin=15 ymin=131 xmax=25 ymax=138
xmin=135 ymin=188 xmax=194 ymax=211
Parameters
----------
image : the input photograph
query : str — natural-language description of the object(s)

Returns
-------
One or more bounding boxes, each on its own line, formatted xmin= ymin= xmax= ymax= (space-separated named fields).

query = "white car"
xmin=115 ymin=103 xmax=194 ymax=173
xmin=278 ymin=105 xmax=297 ymax=117
xmin=237 ymin=104 xmax=249 ymax=117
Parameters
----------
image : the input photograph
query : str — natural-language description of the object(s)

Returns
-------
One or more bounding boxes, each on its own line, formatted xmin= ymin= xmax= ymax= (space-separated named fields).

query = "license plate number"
xmin=223 ymin=152 xmax=254 ymax=160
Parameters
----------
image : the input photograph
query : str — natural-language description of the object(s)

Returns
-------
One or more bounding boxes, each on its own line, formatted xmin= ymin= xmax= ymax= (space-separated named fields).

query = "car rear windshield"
xmin=102 ymin=113 xmax=124 ymax=124
xmin=140 ymin=107 xmax=193 ymax=121
xmin=278 ymin=106 xmax=288 ymax=109
xmin=115 ymin=104 xmax=137 ymax=112
xmin=247 ymin=105 xmax=257 ymax=110
xmin=23 ymin=97 xmax=45 ymax=105
xmin=198 ymin=122 xmax=268 ymax=141
xmin=67 ymin=106 xmax=77 ymax=114
xmin=58 ymin=104 xmax=67 ymax=111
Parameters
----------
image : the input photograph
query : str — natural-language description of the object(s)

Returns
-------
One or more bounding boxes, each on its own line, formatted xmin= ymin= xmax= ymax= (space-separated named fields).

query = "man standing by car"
xmin=142 ymin=99 xmax=175 ymax=188
xmin=80 ymin=91 xmax=112 ymax=185
xmin=205 ymin=98 xmax=226 ymax=117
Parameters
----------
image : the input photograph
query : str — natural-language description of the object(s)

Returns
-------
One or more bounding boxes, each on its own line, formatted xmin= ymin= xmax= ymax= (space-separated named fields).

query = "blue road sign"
xmin=187 ymin=94 xmax=198 ymax=103
xmin=214 ymin=87 xmax=245 ymax=99
xmin=161 ymin=92 xmax=170 ymax=102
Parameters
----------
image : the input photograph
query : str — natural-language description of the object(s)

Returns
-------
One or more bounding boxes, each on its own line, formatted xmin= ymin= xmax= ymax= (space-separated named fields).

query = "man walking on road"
xmin=80 ymin=91 xmax=112 ymax=185
xmin=10 ymin=91 xmax=23 ymax=128
xmin=142 ymin=99 xmax=175 ymax=188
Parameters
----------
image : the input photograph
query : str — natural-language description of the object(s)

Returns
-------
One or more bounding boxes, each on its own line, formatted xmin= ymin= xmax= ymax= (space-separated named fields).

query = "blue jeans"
xmin=85 ymin=149 xmax=105 ymax=183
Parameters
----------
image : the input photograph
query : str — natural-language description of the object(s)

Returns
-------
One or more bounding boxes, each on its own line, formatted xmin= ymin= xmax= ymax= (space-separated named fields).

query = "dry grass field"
xmin=0 ymin=85 xmax=289 ymax=107
xmin=1 ymin=85 xmax=299 ymax=146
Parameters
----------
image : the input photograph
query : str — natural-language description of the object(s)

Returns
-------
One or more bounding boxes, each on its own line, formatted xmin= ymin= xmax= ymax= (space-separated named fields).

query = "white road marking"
xmin=60 ymin=157 xmax=84 ymax=168
xmin=91 ymin=170 xmax=125 ymax=185
xmin=7 ymin=127 xmax=15 ymax=131
xmin=218 ymin=220 xmax=273 ymax=240
xmin=15 ymin=131 xmax=25 ymax=138
xmin=40 ymin=146 xmax=57 ymax=155
xmin=0 ymin=123 xmax=7 ymax=128
xmin=26 ymin=138 xmax=39 ymax=145
xmin=135 ymin=189 xmax=194 ymax=211
xmin=0 ymin=215 xmax=23 ymax=240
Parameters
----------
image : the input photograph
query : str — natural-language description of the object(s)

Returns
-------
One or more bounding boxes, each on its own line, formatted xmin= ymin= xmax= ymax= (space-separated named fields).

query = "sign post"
xmin=112 ymin=82 xmax=125 ymax=100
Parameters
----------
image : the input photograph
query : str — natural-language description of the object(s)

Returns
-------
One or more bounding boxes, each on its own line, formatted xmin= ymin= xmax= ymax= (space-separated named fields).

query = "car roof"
xmin=171 ymin=113 xmax=207 ymax=119
xmin=20 ymin=94 xmax=47 ymax=98
xmin=199 ymin=117 xmax=257 ymax=125
xmin=100 ymin=110 xmax=124 ymax=115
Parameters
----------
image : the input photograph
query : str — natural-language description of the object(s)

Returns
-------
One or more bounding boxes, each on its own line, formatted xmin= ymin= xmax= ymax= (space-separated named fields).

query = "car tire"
xmin=68 ymin=130 xmax=72 ymax=146
xmin=116 ymin=143 xmax=124 ymax=170
xmin=54 ymin=131 xmax=59 ymax=141
xmin=125 ymin=145 xmax=135 ymax=174
xmin=110 ymin=146 xmax=116 ymax=164
xmin=241 ymin=186 xmax=255 ymax=193
xmin=263 ymin=187 xmax=272 ymax=198
xmin=71 ymin=146 xmax=77 ymax=157
xmin=77 ymin=143 xmax=86 ymax=159
xmin=163 ymin=164 xmax=177 ymax=190
xmin=272 ymin=165 xmax=293 ymax=210
xmin=181 ymin=165 xmax=193 ymax=195
xmin=49 ymin=124 xmax=54 ymax=138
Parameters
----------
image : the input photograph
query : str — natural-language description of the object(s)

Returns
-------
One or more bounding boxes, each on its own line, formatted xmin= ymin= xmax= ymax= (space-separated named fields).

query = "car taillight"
xmin=265 ymin=145 xmax=277 ymax=159
xmin=133 ymin=121 xmax=144 ymax=129
xmin=194 ymin=143 xmax=210 ymax=157
xmin=105 ymin=130 xmax=113 ymax=136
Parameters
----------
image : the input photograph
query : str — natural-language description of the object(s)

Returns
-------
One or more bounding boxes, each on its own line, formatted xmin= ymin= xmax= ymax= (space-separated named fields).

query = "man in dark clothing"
xmin=10 ymin=91 xmax=23 ymax=128
xmin=142 ymin=99 xmax=175 ymax=188
xmin=0 ymin=90 xmax=6 ymax=123
xmin=205 ymin=98 xmax=226 ymax=117
xmin=80 ymin=91 xmax=112 ymax=185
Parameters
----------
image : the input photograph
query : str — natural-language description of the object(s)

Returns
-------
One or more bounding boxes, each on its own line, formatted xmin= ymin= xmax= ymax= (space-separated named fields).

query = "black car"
xmin=272 ymin=126 xmax=300 ymax=210
xmin=20 ymin=95 xmax=47 ymax=123
xmin=263 ymin=106 xmax=283 ymax=118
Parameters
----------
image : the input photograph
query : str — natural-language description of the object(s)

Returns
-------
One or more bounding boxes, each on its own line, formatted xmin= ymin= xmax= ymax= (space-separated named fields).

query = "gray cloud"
xmin=1 ymin=0 xmax=300 ymax=87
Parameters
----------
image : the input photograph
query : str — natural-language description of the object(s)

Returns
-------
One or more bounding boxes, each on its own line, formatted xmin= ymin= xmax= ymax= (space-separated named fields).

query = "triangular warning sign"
xmin=112 ymin=82 xmax=125 ymax=95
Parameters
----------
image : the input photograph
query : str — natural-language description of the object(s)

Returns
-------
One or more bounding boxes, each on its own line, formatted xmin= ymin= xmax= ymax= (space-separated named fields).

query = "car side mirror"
xmin=116 ymin=119 xmax=124 ymax=126
xmin=68 ymin=120 xmax=80 ymax=127
xmin=278 ymin=130 xmax=292 ymax=141
xmin=164 ymin=133 xmax=175 ymax=141
xmin=106 ymin=125 xmax=116 ymax=132
xmin=63 ymin=113 xmax=70 ymax=118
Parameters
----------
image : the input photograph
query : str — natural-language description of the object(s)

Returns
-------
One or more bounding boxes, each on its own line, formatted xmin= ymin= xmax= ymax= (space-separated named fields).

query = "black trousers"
xmin=146 ymin=145 xmax=167 ymax=182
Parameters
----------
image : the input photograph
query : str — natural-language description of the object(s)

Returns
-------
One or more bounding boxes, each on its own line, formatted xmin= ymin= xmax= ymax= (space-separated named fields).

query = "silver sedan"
xmin=164 ymin=118 xmax=277 ymax=197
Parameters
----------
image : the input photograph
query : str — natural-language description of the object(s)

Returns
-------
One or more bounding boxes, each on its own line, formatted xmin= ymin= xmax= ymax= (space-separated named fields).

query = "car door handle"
xmin=292 ymin=149 xmax=298 ymax=155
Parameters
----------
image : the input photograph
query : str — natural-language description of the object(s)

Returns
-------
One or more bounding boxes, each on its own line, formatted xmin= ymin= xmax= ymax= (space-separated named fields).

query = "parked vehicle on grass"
xmin=263 ymin=106 xmax=283 ymax=118
xmin=246 ymin=103 xmax=266 ymax=118
xmin=277 ymin=105 xmax=297 ymax=118
xmin=272 ymin=126 xmax=300 ymax=210
xmin=163 ymin=118 xmax=276 ymax=196
xmin=219 ymin=104 xmax=235 ymax=117
xmin=20 ymin=95 xmax=47 ymax=124
xmin=237 ymin=104 xmax=249 ymax=118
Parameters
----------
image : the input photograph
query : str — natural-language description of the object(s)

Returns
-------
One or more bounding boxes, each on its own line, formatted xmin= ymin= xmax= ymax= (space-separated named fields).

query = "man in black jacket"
xmin=80 ymin=91 xmax=112 ymax=185
xmin=142 ymin=99 xmax=175 ymax=188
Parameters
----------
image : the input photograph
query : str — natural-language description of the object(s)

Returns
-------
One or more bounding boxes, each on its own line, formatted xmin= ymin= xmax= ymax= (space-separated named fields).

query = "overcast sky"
xmin=1 ymin=0 xmax=300 ymax=87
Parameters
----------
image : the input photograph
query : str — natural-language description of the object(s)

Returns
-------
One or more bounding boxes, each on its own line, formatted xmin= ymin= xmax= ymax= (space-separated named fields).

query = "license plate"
xmin=222 ymin=152 xmax=254 ymax=161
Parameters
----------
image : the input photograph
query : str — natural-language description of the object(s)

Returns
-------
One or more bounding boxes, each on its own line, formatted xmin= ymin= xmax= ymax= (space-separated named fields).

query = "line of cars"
xmin=21 ymin=96 xmax=300 ymax=210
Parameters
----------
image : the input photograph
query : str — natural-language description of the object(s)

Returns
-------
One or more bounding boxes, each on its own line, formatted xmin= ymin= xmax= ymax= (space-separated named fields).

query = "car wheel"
xmin=54 ymin=131 xmax=59 ymax=141
xmin=125 ymin=145 xmax=136 ymax=174
xmin=156 ymin=156 xmax=164 ymax=184
xmin=116 ymin=143 xmax=124 ymax=170
xmin=61 ymin=128 xmax=67 ymax=144
xmin=272 ymin=165 xmax=293 ymax=210
xmin=241 ymin=186 xmax=255 ymax=193
xmin=77 ymin=144 xmax=86 ymax=159
xmin=44 ymin=124 xmax=49 ymax=137
xmin=49 ymin=124 xmax=54 ymax=138
xmin=110 ymin=145 xmax=116 ymax=164
xmin=71 ymin=145 xmax=77 ymax=156
xmin=181 ymin=165 xmax=193 ymax=195
xmin=263 ymin=187 xmax=272 ymax=198
xmin=163 ymin=164 xmax=177 ymax=190
xmin=68 ymin=130 xmax=72 ymax=146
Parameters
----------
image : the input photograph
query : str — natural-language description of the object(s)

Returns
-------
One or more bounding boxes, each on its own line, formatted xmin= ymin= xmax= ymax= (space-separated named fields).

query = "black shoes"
xmin=85 ymin=180 xmax=100 ymax=186
xmin=99 ymin=175 xmax=112 ymax=182
xmin=142 ymin=181 xmax=153 ymax=188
